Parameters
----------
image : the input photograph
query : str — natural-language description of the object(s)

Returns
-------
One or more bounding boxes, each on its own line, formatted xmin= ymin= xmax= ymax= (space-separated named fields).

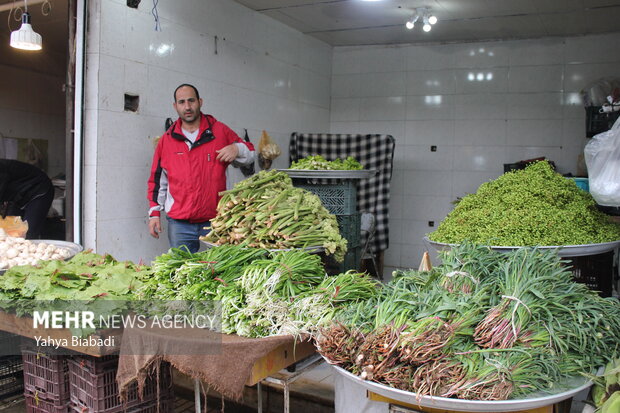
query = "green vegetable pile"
xmin=0 ymin=251 xmax=148 ymax=302
xmin=590 ymin=358 xmax=620 ymax=412
xmin=290 ymin=155 xmax=363 ymax=170
xmin=318 ymin=243 xmax=620 ymax=401
xmin=202 ymin=170 xmax=347 ymax=261
xmin=139 ymin=246 xmax=378 ymax=338
xmin=429 ymin=161 xmax=620 ymax=246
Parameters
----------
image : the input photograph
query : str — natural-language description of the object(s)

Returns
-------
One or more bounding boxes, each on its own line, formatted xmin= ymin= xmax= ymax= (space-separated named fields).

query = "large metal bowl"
xmin=326 ymin=357 xmax=596 ymax=412
xmin=424 ymin=236 xmax=620 ymax=257
xmin=1 ymin=239 xmax=83 ymax=274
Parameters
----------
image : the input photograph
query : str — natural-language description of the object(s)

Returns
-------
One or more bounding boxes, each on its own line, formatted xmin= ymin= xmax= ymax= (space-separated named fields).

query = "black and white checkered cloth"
xmin=289 ymin=133 xmax=395 ymax=253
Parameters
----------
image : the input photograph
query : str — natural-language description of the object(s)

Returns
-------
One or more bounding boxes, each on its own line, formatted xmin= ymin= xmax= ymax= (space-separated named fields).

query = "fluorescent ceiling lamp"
xmin=10 ymin=7 xmax=42 ymax=51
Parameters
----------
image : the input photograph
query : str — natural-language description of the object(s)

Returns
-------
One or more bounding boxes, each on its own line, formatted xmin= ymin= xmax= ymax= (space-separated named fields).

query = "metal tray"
xmin=1 ymin=239 xmax=83 ymax=274
xmin=424 ymin=236 xmax=620 ymax=257
xmin=278 ymin=169 xmax=376 ymax=179
xmin=327 ymin=358 xmax=595 ymax=412
xmin=201 ymin=240 xmax=324 ymax=253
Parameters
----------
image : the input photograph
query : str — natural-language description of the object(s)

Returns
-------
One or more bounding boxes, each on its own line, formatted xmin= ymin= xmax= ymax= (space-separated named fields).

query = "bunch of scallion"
xmin=318 ymin=243 xmax=620 ymax=401
xmin=201 ymin=170 xmax=347 ymax=261
xmin=141 ymin=245 xmax=378 ymax=339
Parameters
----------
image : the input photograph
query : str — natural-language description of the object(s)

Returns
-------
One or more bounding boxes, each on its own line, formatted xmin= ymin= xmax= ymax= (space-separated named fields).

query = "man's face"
xmin=173 ymin=86 xmax=202 ymax=124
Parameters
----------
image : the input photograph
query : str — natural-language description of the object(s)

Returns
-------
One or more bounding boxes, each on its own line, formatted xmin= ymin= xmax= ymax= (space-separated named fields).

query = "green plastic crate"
xmin=336 ymin=213 xmax=361 ymax=248
xmin=322 ymin=246 xmax=361 ymax=275
xmin=295 ymin=181 xmax=357 ymax=215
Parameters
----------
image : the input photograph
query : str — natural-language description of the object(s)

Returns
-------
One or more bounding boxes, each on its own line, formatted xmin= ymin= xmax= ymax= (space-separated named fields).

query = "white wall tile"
xmin=565 ymin=33 xmax=620 ymax=64
xmin=563 ymin=62 xmax=620 ymax=93
xmin=406 ymin=70 xmax=456 ymax=96
xmin=508 ymin=38 xmax=565 ymax=66
xmin=402 ymin=170 xmax=452 ymax=196
xmin=406 ymin=95 xmax=455 ymax=120
xmin=453 ymin=145 xmax=508 ymax=172
xmin=404 ymin=44 xmax=456 ymax=71
xmin=331 ymin=74 xmax=359 ymax=98
xmin=356 ymin=46 xmax=405 ymax=74
xmin=405 ymin=144 xmax=455 ymax=171
xmin=359 ymin=97 xmax=406 ymax=121
xmin=454 ymin=94 xmax=507 ymax=120
xmin=506 ymin=119 xmax=563 ymax=146
xmin=453 ymin=42 xmax=511 ymax=68
xmin=506 ymin=93 xmax=564 ymax=119
xmin=331 ymin=98 xmax=361 ymax=122
xmin=404 ymin=120 xmax=455 ymax=145
xmin=508 ymin=66 xmax=564 ymax=93
xmin=357 ymin=72 xmax=406 ymax=98
xmin=454 ymin=120 xmax=507 ymax=146
xmin=452 ymin=171 xmax=501 ymax=199
xmin=454 ymin=68 xmax=509 ymax=93
xmin=402 ymin=195 xmax=453 ymax=222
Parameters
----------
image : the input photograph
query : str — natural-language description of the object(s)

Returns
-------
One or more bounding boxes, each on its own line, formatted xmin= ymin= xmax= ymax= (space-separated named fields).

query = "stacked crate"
xmin=21 ymin=346 xmax=70 ymax=413
xmin=295 ymin=180 xmax=361 ymax=274
xmin=67 ymin=355 xmax=173 ymax=413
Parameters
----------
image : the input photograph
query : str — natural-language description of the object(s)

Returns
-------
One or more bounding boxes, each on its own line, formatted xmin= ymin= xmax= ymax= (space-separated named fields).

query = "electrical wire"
xmin=152 ymin=0 xmax=161 ymax=31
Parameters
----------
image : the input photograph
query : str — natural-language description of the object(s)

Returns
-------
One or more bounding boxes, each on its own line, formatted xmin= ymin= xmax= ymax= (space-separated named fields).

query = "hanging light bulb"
xmin=423 ymin=15 xmax=432 ymax=32
xmin=405 ymin=20 xmax=414 ymax=30
xmin=428 ymin=15 xmax=437 ymax=25
xmin=10 ymin=1 xmax=42 ymax=51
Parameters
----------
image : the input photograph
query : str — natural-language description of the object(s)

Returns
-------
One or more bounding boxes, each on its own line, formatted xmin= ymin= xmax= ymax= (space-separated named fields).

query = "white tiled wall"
xmin=330 ymin=33 xmax=620 ymax=277
xmin=84 ymin=0 xmax=332 ymax=262
xmin=0 ymin=64 xmax=66 ymax=177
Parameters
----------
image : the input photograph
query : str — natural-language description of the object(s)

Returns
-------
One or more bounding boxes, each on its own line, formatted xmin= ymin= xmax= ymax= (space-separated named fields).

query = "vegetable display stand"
xmin=68 ymin=355 xmax=173 ymax=413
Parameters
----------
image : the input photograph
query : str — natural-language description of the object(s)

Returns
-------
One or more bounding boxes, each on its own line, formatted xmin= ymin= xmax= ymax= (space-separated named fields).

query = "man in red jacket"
xmin=147 ymin=84 xmax=255 ymax=252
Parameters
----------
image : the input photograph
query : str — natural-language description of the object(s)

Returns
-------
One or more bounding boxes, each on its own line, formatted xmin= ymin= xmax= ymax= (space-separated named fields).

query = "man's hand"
xmin=215 ymin=144 xmax=239 ymax=163
xmin=148 ymin=217 xmax=162 ymax=238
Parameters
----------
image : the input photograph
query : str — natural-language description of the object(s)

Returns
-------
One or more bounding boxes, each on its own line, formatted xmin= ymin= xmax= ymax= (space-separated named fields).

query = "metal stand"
xmin=256 ymin=354 xmax=323 ymax=413
xmin=194 ymin=378 xmax=201 ymax=413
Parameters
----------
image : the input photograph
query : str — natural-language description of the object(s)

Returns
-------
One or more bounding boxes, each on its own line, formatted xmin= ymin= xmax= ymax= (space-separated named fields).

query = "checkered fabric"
xmin=289 ymin=133 xmax=395 ymax=253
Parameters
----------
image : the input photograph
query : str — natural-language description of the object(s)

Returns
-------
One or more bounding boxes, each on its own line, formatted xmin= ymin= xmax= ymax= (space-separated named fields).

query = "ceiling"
xmin=233 ymin=0 xmax=620 ymax=46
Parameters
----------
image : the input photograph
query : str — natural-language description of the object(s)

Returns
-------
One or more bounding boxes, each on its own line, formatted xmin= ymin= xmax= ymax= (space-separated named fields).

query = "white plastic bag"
xmin=584 ymin=117 xmax=620 ymax=206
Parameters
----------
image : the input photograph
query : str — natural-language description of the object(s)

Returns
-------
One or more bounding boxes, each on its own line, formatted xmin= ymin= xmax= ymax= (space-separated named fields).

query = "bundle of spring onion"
xmin=290 ymin=155 xmax=363 ymax=170
xmin=139 ymin=245 xmax=379 ymax=338
xmin=318 ymin=243 xmax=620 ymax=401
xmin=201 ymin=170 xmax=347 ymax=261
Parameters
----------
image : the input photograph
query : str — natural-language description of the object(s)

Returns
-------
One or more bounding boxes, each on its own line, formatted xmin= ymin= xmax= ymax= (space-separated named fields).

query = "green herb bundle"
xmin=290 ymin=155 xmax=363 ymax=170
xmin=429 ymin=161 xmax=620 ymax=246
xmin=202 ymin=170 xmax=348 ymax=261
xmin=318 ymin=244 xmax=620 ymax=401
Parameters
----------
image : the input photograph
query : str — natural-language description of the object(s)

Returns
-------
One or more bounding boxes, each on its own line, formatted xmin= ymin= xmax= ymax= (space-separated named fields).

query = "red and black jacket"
xmin=147 ymin=114 xmax=254 ymax=223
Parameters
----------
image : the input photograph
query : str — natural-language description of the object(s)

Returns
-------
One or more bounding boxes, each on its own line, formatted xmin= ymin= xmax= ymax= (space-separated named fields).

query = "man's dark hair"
xmin=174 ymin=84 xmax=200 ymax=101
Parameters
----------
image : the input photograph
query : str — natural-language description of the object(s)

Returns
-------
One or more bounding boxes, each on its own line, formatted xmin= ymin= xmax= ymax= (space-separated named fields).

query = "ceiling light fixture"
xmin=10 ymin=0 xmax=42 ymax=51
xmin=405 ymin=7 xmax=437 ymax=33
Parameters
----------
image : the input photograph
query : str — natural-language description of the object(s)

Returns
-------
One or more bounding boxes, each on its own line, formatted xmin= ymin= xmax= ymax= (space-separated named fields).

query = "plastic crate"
xmin=22 ymin=348 xmax=70 ymax=403
xmin=322 ymin=246 xmax=362 ymax=275
xmin=585 ymin=106 xmax=620 ymax=137
xmin=68 ymin=356 xmax=172 ymax=413
xmin=0 ymin=355 xmax=23 ymax=399
xmin=570 ymin=177 xmax=589 ymax=192
xmin=295 ymin=181 xmax=357 ymax=215
xmin=25 ymin=393 xmax=70 ymax=413
xmin=563 ymin=251 xmax=614 ymax=297
xmin=336 ymin=213 xmax=361 ymax=248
